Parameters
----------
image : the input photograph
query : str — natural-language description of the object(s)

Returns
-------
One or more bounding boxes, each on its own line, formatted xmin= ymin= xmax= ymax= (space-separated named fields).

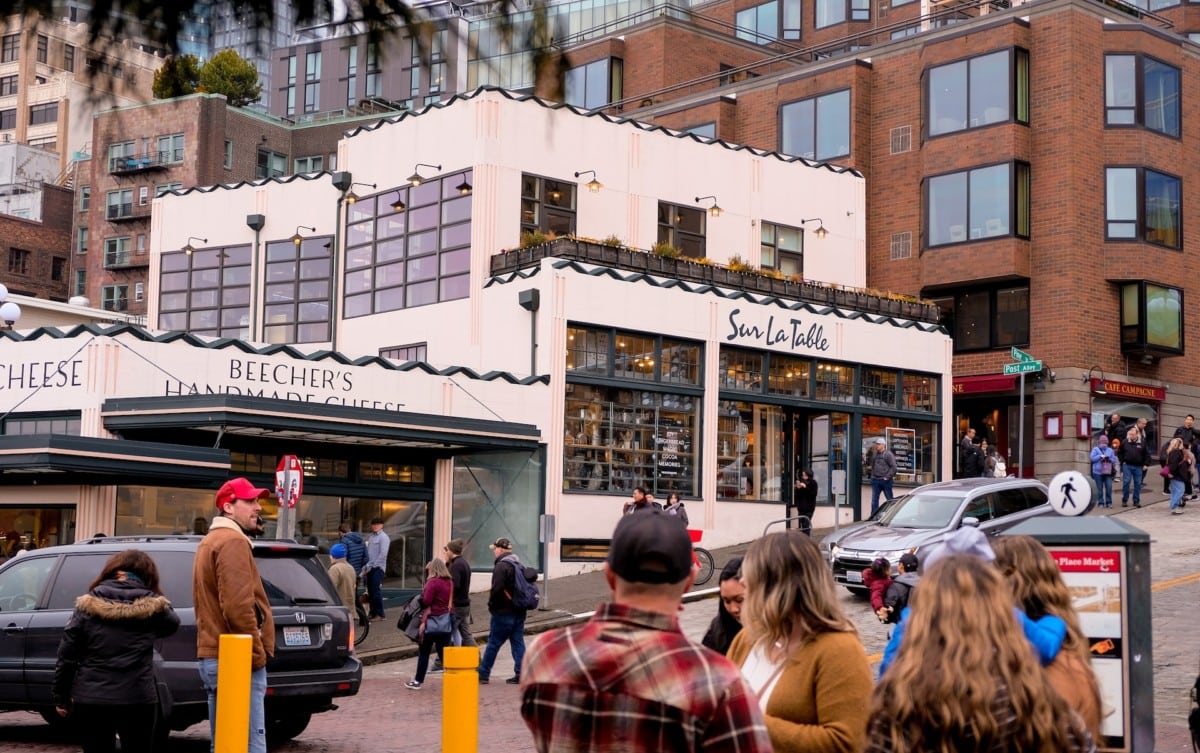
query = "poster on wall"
xmin=885 ymin=427 xmax=917 ymax=483
xmin=1049 ymin=546 xmax=1127 ymax=751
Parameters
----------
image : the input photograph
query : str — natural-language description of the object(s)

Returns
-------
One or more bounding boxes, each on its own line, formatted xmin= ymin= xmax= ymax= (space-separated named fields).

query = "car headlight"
xmin=829 ymin=544 xmax=841 ymax=559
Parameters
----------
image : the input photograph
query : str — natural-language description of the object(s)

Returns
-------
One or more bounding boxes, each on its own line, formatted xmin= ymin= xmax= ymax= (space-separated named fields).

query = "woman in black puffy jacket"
xmin=53 ymin=549 xmax=180 ymax=753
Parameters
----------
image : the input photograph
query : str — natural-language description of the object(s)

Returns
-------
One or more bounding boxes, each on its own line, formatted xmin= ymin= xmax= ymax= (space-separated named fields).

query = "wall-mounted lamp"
xmin=390 ymin=191 xmax=407 ymax=213
xmin=331 ymin=171 xmax=354 ymax=192
xmin=695 ymin=195 xmax=723 ymax=218
xmin=182 ymin=236 xmax=208 ymax=255
xmin=801 ymin=217 xmax=828 ymax=239
xmin=345 ymin=182 xmax=377 ymax=205
xmin=574 ymin=170 xmax=602 ymax=193
xmin=290 ymin=225 xmax=316 ymax=247
xmin=0 ymin=283 xmax=21 ymax=329
xmin=407 ymin=163 xmax=442 ymax=187
xmin=455 ymin=177 xmax=473 ymax=195
xmin=1083 ymin=366 xmax=1107 ymax=395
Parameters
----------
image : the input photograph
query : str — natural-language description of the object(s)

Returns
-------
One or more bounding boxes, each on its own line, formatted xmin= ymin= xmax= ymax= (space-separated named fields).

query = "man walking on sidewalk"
xmin=519 ymin=510 xmax=771 ymax=752
xmin=477 ymin=538 xmax=528 ymax=685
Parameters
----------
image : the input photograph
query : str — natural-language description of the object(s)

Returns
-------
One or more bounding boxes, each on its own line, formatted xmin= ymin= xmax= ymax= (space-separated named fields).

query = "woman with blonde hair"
xmin=864 ymin=554 xmax=1095 ymax=753
xmin=993 ymin=535 xmax=1103 ymax=737
xmin=727 ymin=530 xmax=872 ymax=753
xmin=406 ymin=557 xmax=453 ymax=690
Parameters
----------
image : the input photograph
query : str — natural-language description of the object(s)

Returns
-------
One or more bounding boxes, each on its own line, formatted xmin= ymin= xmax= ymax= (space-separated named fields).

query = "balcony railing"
xmin=102 ymin=297 xmax=129 ymax=312
xmin=491 ymin=238 xmax=941 ymax=324
xmin=108 ymin=152 xmax=171 ymax=175
xmin=106 ymin=203 xmax=150 ymax=222
xmin=103 ymin=251 xmax=147 ymax=269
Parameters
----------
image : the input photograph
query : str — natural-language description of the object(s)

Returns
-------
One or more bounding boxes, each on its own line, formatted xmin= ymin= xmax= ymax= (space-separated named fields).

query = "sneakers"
xmin=428 ymin=663 xmax=445 ymax=674
xmin=405 ymin=680 xmax=422 ymax=690
xmin=1171 ymin=508 xmax=1184 ymax=515
xmin=505 ymin=676 xmax=520 ymax=685
xmin=477 ymin=676 xmax=489 ymax=685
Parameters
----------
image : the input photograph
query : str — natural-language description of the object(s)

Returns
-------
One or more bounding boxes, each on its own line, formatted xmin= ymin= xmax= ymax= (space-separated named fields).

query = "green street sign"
xmin=1003 ymin=360 xmax=1043 ymax=375
xmin=1011 ymin=347 xmax=1035 ymax=362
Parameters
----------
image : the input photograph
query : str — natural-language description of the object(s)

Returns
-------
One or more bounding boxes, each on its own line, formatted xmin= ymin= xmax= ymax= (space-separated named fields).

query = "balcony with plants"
xmin=490 ymin=233 xmax=940 ymax=324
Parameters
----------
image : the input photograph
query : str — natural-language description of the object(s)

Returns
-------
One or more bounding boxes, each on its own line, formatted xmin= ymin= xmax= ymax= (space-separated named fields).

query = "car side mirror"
xmin=960 ymin=516 xmax=981 ymax=528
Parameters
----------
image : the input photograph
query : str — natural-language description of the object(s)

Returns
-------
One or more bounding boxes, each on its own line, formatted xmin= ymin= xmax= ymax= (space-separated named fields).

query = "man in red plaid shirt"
xmin=519 ymin=510 xmax=772 ymax=752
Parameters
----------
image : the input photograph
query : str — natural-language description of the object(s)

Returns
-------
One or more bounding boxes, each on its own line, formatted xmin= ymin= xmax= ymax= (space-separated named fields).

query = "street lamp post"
xmin=330 ymin=171 xmax=355 ymax=352
xmin=0 ymin=283 xmax=22 ymax=330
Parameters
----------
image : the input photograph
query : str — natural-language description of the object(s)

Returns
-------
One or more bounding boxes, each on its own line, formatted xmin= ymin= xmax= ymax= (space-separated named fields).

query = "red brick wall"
xmin=0 ymin=185 xmax=72 ymax=300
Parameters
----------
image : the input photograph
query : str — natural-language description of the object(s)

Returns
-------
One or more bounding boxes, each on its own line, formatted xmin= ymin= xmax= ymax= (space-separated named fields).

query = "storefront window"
xmin=767 ymin=355 xmax=810 ymax=397
xmin=902 ymin=373 xmax=938 ymax=412
xmin=0 ymin=506 xmax=74 ymax=553
xmin=563 ymin=385 xmax=698 ymax=496
xmin=815 ymin=362 xmax=855 ymax=402
xmin=116 ymin=486 xmax=219 ymax=537
xmin=716 ymin=400 xmax=786 ymax=501
xmin=859 ymin=415 xmax=939 ymax=485
xmin=452 ymin=450 xmax=543 ymax=570
xmin=861 ymin=368 xmax=898 ymax=408
xmin=567 ymin=325 xmax=702 ymax=386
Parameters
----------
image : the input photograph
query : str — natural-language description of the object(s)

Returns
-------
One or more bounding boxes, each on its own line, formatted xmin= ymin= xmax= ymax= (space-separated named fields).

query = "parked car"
xmin=817 ymin=494 xmax=903 ymax=560
xmin=0 ymin=535 xmax=361 ymax=747
xmin=826 ymin=477 xmax=1052 ymax=593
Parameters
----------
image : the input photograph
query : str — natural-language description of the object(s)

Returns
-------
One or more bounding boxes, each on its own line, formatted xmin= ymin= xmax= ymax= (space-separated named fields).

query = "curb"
xmin=357 ymin=585 xmax=720 ymax=666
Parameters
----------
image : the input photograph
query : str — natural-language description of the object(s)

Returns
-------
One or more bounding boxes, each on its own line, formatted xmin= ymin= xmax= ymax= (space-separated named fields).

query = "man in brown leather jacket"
xmin=193 ymin=477 xmax=275 ymax=753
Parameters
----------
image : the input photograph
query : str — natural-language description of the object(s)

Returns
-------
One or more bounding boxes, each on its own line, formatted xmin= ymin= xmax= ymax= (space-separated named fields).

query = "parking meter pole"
xmin=442 ymin=646 xmax=480 ymax=753
xmin=215 ymin=633 xmax=252 ymax=753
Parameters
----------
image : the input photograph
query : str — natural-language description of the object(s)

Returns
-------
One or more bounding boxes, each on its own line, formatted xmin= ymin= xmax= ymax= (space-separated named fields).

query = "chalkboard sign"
xmin=885 ymin=427 xmax=917 ymax=483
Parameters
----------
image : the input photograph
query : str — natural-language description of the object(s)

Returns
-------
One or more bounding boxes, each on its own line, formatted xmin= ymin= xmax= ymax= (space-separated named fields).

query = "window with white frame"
xmin=102 ymin=284 xmax=129 ymax=312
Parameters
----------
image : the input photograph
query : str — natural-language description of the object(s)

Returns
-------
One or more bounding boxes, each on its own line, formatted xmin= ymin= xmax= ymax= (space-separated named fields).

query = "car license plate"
xmin=844 ymin=570 xmax=863 ymax=584
xmin=283 ymin=626 xmax=311 ymax=647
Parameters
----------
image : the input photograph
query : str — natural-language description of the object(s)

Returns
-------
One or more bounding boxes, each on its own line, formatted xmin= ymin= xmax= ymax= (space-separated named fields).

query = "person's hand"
xmin=55 ymin=705 xmax=68 ymax=717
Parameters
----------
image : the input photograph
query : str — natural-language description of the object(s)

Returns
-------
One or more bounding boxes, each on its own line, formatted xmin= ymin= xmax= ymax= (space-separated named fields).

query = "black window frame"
xmin=924 ymin=47 xmax=1029 ymax=139
xmin=563 ymin=57 xmax=623 ymax=110
xmin=656 ymin=202 xmax=706 ymax=258
xmin=1 ymin=34 xmax=17 ymax=63
xmin=760 ymin=220 xmax=804 ymax=278
xmin=0 ymin=109 xmax=16 ymax=130
xmin=927 ymin=283 xmax=1031 ymax=354
xmin=28 ymin=102 xmax=58 ymax=126
xmin=779 ymin=88 xmax=852 ymax=161
xmin=158 ymin=243 xmax=253 ymax=337
xmin=1104 ymin=165 xmax=1182 ymax=249
xmin=923 ymin=160 xmax=1030 ymax=249
xmin=1119 ymin=279 xmax=1184 ymax=357
xmin=0 ymin=75 xmax=16 ymax=96
xmin=814 ymin=0 xmax=869 ymax=28
xmin=520 ymin=173 xmax=577 ymax=237
xmin=1104 ymin=53 xmax=1181 ymax=139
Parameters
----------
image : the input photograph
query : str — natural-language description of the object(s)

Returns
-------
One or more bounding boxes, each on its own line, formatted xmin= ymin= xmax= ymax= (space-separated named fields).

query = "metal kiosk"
xmin=1001 ymin=514 xmax=1153 ymax=753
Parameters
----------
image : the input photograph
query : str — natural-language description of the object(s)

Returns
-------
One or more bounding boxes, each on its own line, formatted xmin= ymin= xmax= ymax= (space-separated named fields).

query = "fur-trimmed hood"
xmin=74 ymin=580 xmax=173 ymax=621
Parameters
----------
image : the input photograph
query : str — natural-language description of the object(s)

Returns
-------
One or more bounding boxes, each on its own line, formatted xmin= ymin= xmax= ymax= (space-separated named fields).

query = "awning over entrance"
xmin=952 ymin=374 xmax=1017 ymax=395
xmin=101 ymin=394 xmax=543 ymax=451
xmin=0 ymin=434 xmax=230 ymax=482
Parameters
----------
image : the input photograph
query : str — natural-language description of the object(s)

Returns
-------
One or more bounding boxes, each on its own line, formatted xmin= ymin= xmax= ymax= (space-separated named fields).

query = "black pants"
xmin=70 ymin=702 xmax=157 ymax=753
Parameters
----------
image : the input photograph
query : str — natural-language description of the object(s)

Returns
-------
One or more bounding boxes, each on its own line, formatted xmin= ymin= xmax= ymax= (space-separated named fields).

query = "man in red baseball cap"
xmin=192 ymin=478 xmax=274 ymax=753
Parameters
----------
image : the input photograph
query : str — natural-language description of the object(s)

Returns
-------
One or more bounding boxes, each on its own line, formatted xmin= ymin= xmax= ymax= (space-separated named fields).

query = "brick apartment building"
xmin=0 ymin=181 xmax=71 ymax=300
xmin=80 ymin=93 xmax=389 ymax=315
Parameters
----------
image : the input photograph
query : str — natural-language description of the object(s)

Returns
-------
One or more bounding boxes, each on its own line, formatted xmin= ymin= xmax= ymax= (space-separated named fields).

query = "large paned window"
xmin=305 ymin=51 xmax=321 ymax=113
xmin=1 ymin=412 xmax=81 ymax=435
xmin=453 ymin=450 xmax=543 ymax=571
xmin=380 ymin=342 xmax=428 ymax=362
xmin=925 ymin=162 xmax=1030 ymax=247
xmin=860 ymin=416 xmax=939 ymax=485
xmin=36 ymin=34 xmax=47 ymax=63
xmin=564 ymin=57 xmax=623 ymax=109
xmin=564 ymin=325 xmax=702 ymax=496
xmin=520 ymin=173 xmax=575 ymax=236
xmin=108 ymin=141 xmax=134 ymax=171
xmin=102 ymin=284 xmax=129 ymax=312
xmin=1 ymin=34 xmax=17 ymax=63
xmin=715 ymin=400 xmax=788 ymax=501
xmin=760 ymin=221 xmax=803 ymax=278
xmin=927 ymin=48 xmax=1028 ymax=137
xmin=780 ymin=89 xmax=850 ymax=161
xmin=0 ymin=109 xmax=13 ymax=130
xmin=0 ymin=76 xmax=16 ymax=95
xmin=1104 ymin=54 xmax=1180 ymax=138
xmin=344 ymin=170 xmax=472 ymax=318
xmin=256 ymin=150 xmax=286 ymax=179
xmin=8 ymin=248 xmax=29 ymax=274
xmin=929 ymin=284 xmax=1030 ymax=352
xmin=1105 ymin=167 xmax=1181 ymax=248
xmin=657 ymin=202 xmax=706 ymax=258
xmin=815 ymin=0 xmax=868 ymax=28
xmin=28 ymin=102 xmax=58 ymax=126
xmin=1120 ymin=280 xmax=1183 ymax=356
xmin=736 ymin=1 xmax=779 ymax=44
xmin=345 ymin=45 xmax=358 ymax=107
xmin=158 ymin=244 xmax=253 ymax=337
xmin=103 ymin=236 xmax=131 ymax=267
xmin=263 ymin=237 xmax=333 ymax=343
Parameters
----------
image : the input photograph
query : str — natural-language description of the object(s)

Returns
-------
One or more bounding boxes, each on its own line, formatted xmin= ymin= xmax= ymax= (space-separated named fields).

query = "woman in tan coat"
xmin=726 ymin=530 xmax=873 ymax=753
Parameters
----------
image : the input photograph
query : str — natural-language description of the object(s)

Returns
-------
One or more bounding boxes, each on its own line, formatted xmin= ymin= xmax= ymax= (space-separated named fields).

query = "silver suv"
xmin=0 ymin=535 xmax=361 ymax=747
xmin=826 ymin=477 xmax=1051 ymax=592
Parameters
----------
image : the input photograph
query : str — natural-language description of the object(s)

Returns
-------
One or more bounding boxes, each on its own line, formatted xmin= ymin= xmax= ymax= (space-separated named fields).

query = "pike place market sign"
xmin=725 ymin=308 xmax=830 ymax=353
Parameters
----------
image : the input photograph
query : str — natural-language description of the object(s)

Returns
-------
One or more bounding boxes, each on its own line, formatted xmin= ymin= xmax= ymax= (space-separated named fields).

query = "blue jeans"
xmin=199 ymin=658 xmax=267 ymax=753
xmin=1092 ymin=473 xmax=1113 ymax=507
xmin=366 ymin=568 xmax=385 ymax=618
xmin=1170 ymin=478 xmax=1185 ymax=510
xmin=870 ymin=478 xmax=894 ymax=515
xmin=477 ymin=612 xmax=526 ymax=681
xmin=1121 ymin=464 xmax=1144 ymax=504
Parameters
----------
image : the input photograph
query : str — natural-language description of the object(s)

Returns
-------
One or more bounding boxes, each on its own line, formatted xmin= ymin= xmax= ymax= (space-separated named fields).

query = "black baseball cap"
xmin=606 ymin=509 xmax=693 ymax=584
xmin=899 ymin=552 xmax=919 ymax=569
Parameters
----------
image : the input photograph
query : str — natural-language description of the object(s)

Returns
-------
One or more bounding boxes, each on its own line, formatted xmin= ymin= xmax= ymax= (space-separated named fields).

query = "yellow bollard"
xmin=442 ymin=646 xmax=480 ymax=753
xmin=214 ymin=634 xmax=253 ymax=753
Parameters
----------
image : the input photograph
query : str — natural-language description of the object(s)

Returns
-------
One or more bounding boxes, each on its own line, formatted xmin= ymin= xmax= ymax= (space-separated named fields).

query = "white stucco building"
xmin=0 ymin=89 xmax=949 ymax=587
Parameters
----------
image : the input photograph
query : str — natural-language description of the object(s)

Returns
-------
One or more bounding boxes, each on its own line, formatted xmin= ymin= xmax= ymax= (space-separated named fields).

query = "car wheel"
xmin=38 ymin=708 xmax=71 ymax=732
xmin=267 ymin=710 xmax=312 ymax=746
xmin=846 ymin=586 xmax=870 ymax=597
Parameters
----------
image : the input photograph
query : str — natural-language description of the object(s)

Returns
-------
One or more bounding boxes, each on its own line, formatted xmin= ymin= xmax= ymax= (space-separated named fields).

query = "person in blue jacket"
xmin=878 ymin=526 xmax=1065 ymax=677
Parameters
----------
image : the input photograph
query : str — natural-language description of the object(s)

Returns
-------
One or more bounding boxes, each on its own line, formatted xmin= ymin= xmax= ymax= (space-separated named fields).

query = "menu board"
xmin=885 ymin=427 xmax=917 ymax=483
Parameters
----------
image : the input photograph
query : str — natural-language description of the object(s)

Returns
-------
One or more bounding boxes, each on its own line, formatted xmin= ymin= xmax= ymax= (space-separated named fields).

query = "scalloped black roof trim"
xmin=486 ymin=260 xmax=946 ymax=334
xmin=0 ymin=324 xmax=550 ymax=385
xmin=160 ymin=170 xmax=334 ymax=198
xmin=342 ymin=87 xmax=863 ymax=177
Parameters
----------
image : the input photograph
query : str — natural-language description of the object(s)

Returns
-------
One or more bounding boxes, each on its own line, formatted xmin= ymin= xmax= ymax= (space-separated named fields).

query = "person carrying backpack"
xmin=880 ymin=552 xmax=919 ymax=624
xmin=477 ymin=537 xmax=538 ymax=685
